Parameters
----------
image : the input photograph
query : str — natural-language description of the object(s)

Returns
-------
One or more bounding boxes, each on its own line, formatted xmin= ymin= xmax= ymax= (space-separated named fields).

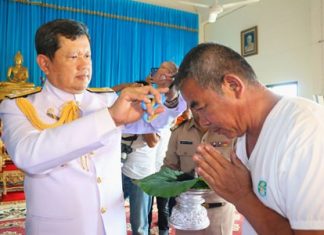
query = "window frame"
xmin=266 ymin=81 xmax=298 ymax=97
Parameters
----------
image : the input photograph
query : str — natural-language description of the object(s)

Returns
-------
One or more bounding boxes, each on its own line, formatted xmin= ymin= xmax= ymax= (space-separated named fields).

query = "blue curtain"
xmin=0 ymin=0 xmax=198 ymax=87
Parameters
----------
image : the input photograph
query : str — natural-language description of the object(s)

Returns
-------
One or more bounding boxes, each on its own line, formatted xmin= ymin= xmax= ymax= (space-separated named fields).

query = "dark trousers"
xmin=148 ymin=197 xmax=176 ymax=234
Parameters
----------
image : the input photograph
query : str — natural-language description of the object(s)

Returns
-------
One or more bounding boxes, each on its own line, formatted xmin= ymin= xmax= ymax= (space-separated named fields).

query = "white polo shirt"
xmin=236 ymin=96 xmax=324 ymax=234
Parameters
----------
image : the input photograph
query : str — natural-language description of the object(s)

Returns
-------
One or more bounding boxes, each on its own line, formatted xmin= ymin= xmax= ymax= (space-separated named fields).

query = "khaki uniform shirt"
xmin=163 ymin=118 xmax=232 ymax=173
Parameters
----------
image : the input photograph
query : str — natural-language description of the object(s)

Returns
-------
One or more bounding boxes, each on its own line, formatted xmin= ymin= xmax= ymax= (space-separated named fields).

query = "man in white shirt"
xmin=122 ymin=62 xmax=179 ymax=235
xmin=174 ymin=42 xmax=324 ymax=235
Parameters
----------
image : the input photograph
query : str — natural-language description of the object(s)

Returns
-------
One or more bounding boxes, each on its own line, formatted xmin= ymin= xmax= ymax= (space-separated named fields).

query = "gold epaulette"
xmin=6 ymin=87 xmax=42 ymax=99
xmin=87 ymin=87 xmax=114 ymax=93
xmin=170 ymin=118 xmax=188 ymax=132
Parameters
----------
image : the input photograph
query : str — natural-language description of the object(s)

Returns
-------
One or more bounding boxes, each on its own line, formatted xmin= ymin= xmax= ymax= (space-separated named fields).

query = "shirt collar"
xmin=43 ymin=80 xmax=84 ymax=104
xmin=187 ymin=118 xmax=198 ymax=130
xmin=187 ymin=117 xmax=207 ymax=134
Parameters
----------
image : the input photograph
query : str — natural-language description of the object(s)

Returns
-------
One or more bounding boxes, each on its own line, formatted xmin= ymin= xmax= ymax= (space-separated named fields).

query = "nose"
xmin=77 ymin=56 xmax=91 ymax=70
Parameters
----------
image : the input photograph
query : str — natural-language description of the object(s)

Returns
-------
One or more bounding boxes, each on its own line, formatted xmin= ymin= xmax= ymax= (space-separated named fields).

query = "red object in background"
xmin=1 ymin=191 xmax=25 ymax=202
xmin=2 ymin=162 xmax=19 ymax=171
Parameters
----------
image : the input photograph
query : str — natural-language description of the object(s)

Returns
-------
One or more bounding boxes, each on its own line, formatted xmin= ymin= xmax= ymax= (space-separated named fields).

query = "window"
xmin=266 ymin=81 xmax=298 ymax=97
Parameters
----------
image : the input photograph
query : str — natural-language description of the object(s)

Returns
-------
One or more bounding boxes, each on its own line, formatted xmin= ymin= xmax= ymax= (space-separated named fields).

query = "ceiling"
xmin=132 ymin=0 xmax=214 ymax=13
xmin=132 ymin=0 xmax=256 ymax=23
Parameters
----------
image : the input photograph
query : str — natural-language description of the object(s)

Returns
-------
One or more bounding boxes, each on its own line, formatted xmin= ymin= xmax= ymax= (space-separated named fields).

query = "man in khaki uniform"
xmin=163 ymin=110 xmax=235 ymax=235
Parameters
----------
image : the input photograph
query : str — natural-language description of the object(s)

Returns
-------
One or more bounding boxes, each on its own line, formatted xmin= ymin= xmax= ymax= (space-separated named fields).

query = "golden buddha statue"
xmin=0 ymin=51 xmax=36 ymax=100
xmin=7 ymin=51 xmax=29 ymax=83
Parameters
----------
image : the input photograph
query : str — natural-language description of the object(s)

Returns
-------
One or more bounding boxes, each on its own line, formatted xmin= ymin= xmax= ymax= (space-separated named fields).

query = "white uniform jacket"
xmin=0 ymin=80 xmax=186 ymax=235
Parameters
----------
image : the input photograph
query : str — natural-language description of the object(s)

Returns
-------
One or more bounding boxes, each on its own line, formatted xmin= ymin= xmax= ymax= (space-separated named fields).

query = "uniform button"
xmin=101 ymin=207 xmax=107 ymax=214
xmin=89 ymin=151 xmax=95 ymax=157
xmin=97 ymin=177 xmax=102 ymax=184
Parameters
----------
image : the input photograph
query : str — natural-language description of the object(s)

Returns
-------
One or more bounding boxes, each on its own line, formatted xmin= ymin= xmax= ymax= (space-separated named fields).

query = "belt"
xmin=202 ymin=202 xmax=226 ymax=209
xmin=122 ymin=135 xmax=138 ymax=141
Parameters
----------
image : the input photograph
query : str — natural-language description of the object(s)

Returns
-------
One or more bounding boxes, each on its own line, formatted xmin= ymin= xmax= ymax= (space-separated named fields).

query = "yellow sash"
xmin=14 ymin=98 xmax=93 ymax=171
xmin=15 ymin=98 xmax=80 ymax=130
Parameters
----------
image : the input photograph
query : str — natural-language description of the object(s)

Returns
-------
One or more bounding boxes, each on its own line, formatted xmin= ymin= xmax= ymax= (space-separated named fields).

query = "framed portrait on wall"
xmin=241 ymin=26 xmax=258 ymax=57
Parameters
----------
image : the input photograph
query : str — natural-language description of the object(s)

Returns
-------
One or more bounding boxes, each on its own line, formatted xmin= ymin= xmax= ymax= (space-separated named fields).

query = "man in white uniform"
xmin=0 ymin=19 xmax=185 ymax=235
xmin=174 ymin=42 xmax=324 ymax=234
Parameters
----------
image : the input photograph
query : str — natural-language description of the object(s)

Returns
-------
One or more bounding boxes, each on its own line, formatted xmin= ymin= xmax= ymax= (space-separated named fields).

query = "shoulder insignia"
xmin=170 ymin=118 xmax=188 ymax=132
xmin=6 ymin=87 xmax=42 ymax=99
xmin=87 ymin=87 xmax=114 ymax=93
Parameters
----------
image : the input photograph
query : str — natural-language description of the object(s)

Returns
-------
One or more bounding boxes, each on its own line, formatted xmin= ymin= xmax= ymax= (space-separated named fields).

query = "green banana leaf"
xmin=134 ymin=167 xmax=209 ymax=198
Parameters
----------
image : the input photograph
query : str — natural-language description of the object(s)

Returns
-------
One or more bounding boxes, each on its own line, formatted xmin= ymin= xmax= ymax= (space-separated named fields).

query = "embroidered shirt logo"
xmin=258 ymin=180 xmax=267 ymax=197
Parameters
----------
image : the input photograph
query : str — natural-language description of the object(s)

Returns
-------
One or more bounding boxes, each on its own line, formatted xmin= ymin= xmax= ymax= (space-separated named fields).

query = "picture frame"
xmin=241 ymin=26 xmax=258 ymax=57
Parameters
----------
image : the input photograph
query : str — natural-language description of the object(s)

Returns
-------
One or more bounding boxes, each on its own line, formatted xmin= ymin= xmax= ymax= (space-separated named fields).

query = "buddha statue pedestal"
xmin=0 ymin=50 xmax=37 ymax=100
xmin=0 ymin=82 xmax=38 ymax=100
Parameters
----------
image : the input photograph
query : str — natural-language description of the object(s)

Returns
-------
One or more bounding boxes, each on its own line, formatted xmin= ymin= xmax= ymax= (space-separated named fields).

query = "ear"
xmin=36 ymin=55 xmax=50 ymax=75
xmin=221 ymin=74 xmax=244 ymax=98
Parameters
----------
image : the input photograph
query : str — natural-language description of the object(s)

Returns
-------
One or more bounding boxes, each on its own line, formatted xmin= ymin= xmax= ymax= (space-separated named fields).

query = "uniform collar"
xmin=43 ymin=80 xmax=85 ymax=104
xmin=187 ymin=118 xmax=199 ymax=130
xmin=187 ymin=118 xmax=207 ymax=134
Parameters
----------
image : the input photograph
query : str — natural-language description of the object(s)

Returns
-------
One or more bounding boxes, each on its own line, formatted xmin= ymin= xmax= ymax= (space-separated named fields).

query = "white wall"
xmin=201 ymin=0 xmax=324 ymax=99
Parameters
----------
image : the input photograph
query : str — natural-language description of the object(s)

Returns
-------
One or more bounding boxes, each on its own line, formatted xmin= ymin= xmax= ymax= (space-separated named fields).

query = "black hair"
xmin=35 ymin=19 xmax=90 ymax=60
